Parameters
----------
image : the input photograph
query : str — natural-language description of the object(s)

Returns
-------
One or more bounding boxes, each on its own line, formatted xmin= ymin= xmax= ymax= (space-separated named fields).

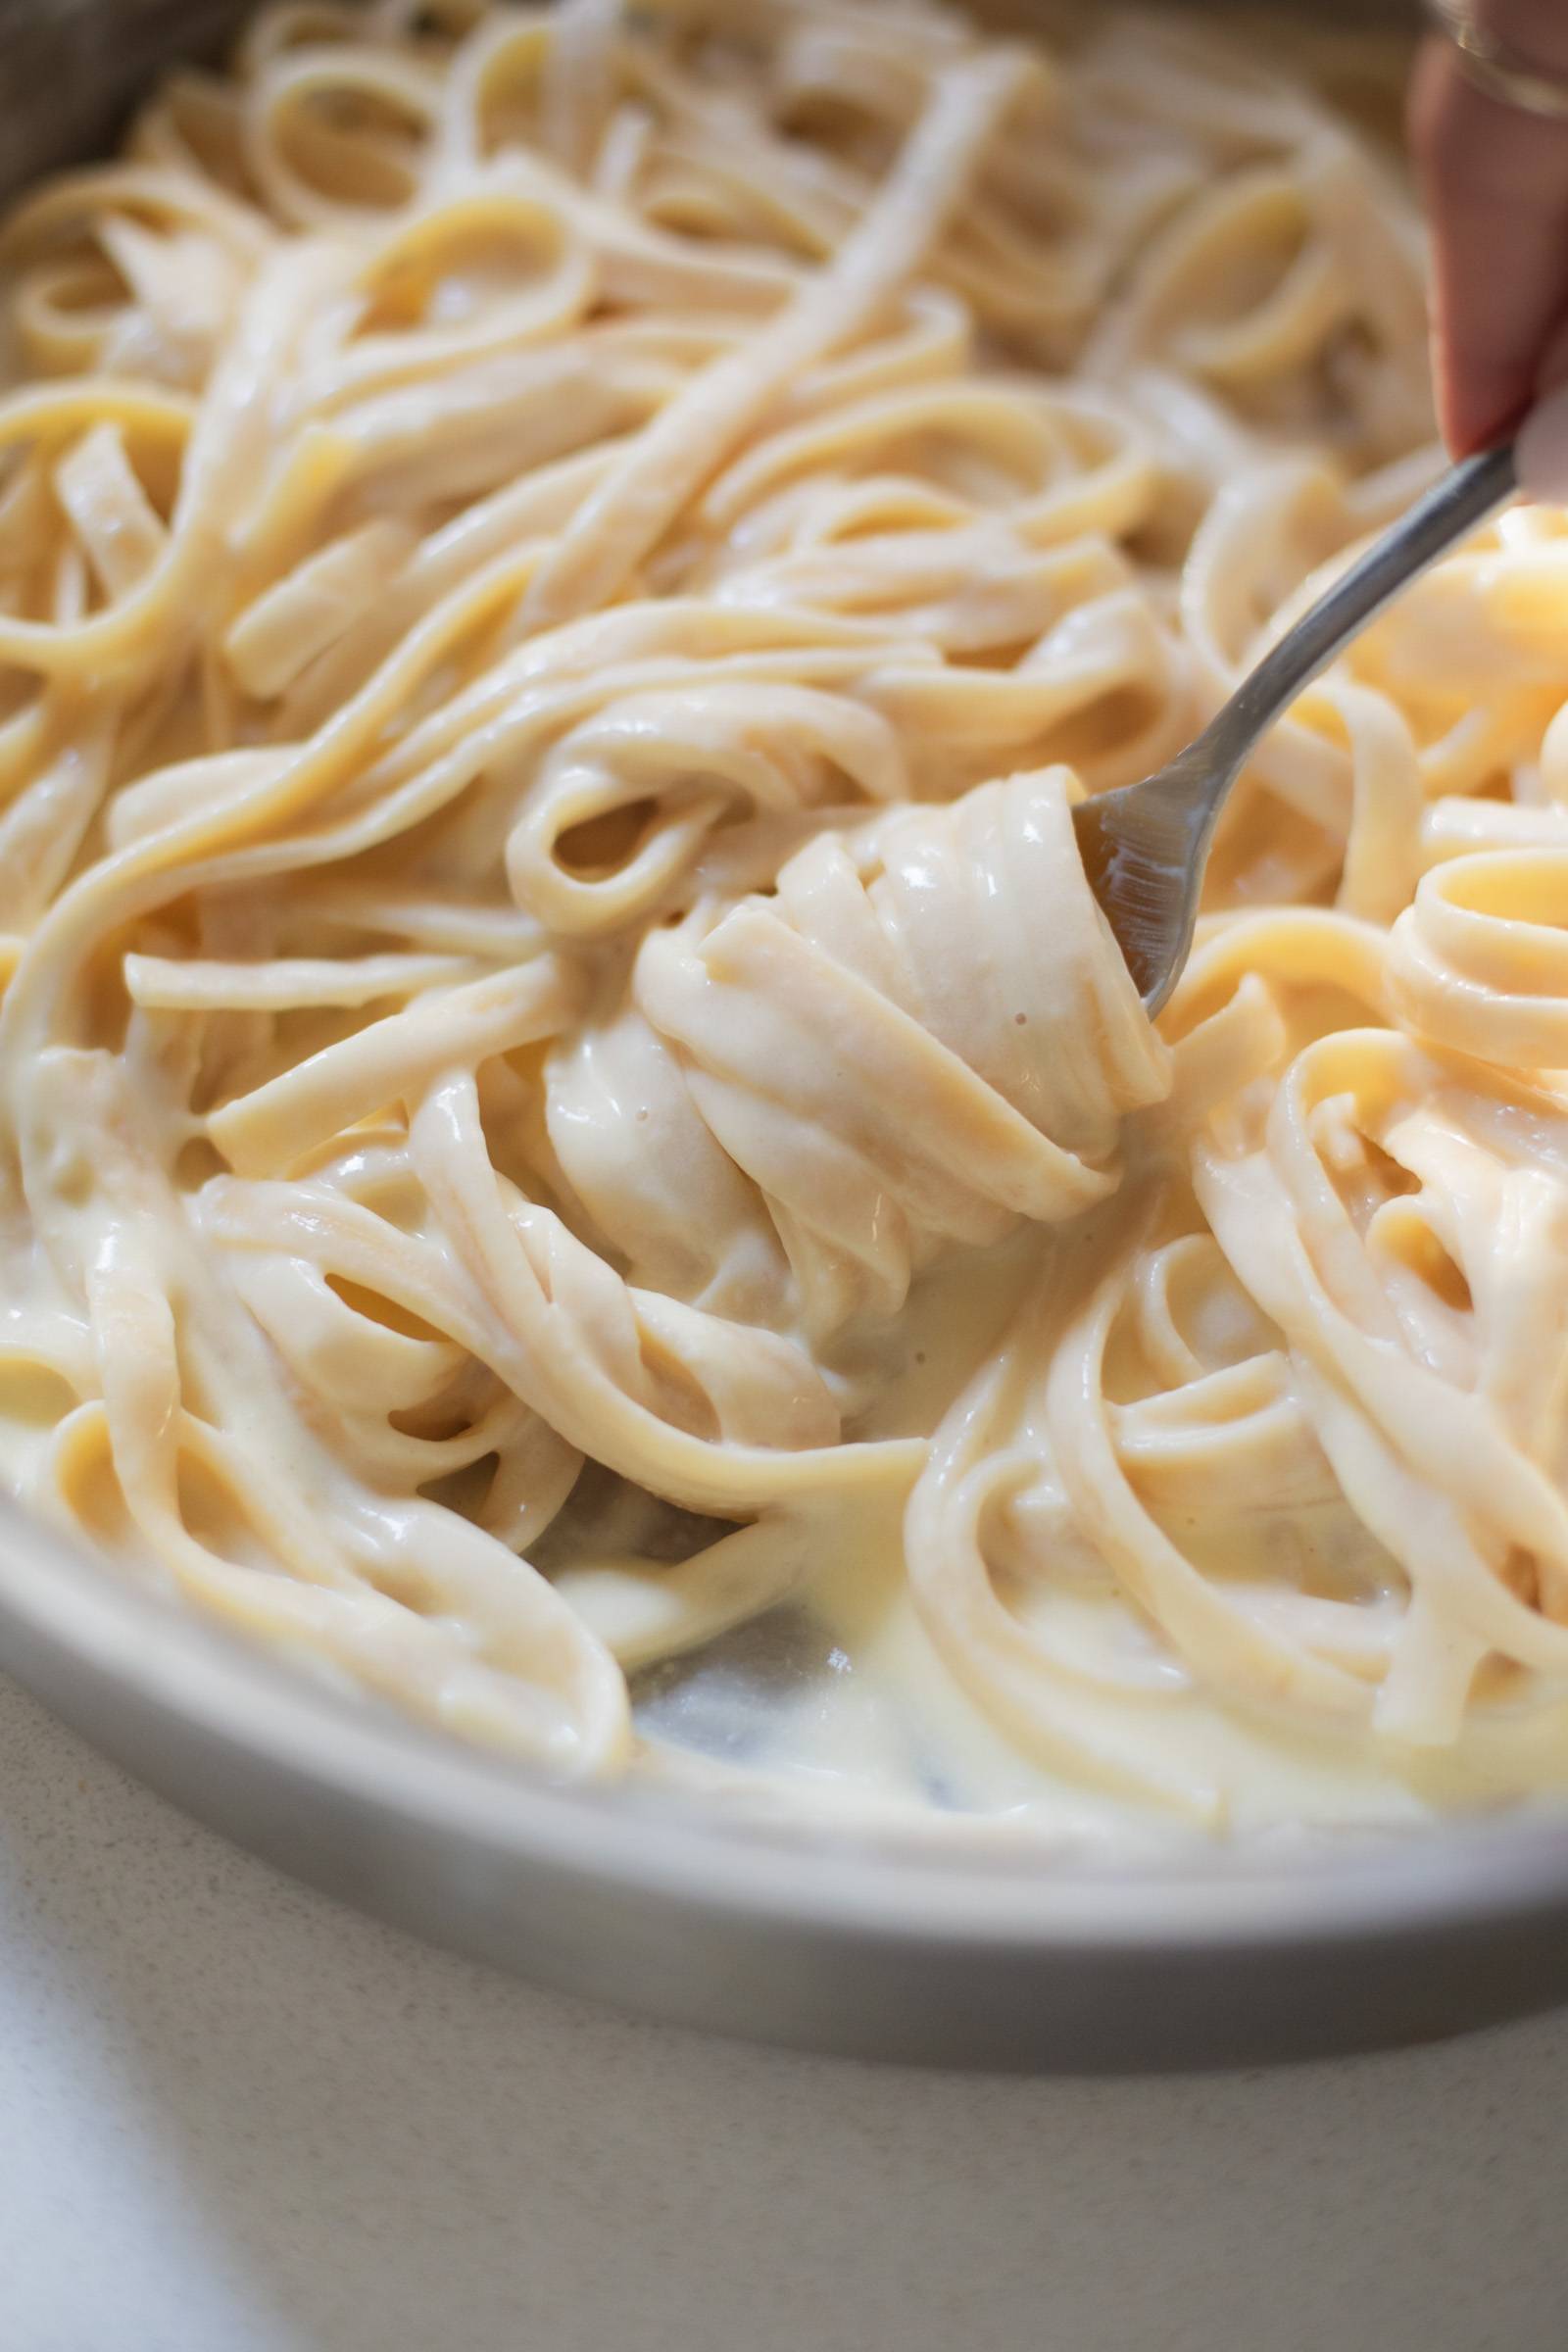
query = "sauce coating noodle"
xmin=3 ymin=0 xmax=1567 ymax=1841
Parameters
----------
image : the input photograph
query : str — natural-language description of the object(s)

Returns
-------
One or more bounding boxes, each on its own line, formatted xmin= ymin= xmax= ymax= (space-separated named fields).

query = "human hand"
xmin=1411 ymin=1 xmax=1568 ymax=454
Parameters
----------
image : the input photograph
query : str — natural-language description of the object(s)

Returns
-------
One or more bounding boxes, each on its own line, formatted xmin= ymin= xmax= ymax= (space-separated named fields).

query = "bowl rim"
xmin=8 ymin=1494 xmax=1568 ymax=1957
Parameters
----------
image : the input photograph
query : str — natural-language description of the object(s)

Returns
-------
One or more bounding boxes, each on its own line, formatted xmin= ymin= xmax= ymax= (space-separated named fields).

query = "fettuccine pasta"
xmin=4 ymin=0 xmax=1567 ymax=1843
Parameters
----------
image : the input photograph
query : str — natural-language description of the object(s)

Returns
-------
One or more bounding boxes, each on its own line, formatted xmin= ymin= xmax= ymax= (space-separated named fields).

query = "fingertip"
xmin=1515 ymin=377 xmax=1568 ymax=503
xmin=1444 ymin=373 xmax=1534 ymax=458
xmin=1536 ymin=317 xmax=1568 ymax=400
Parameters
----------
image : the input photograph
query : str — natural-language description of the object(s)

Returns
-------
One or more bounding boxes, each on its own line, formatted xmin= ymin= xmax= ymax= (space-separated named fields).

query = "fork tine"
xmin=1072 ymin=763 xmax=1219 ymax=1013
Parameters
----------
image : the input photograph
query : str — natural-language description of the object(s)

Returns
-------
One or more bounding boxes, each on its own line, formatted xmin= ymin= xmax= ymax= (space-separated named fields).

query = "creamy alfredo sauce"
xmin=3 ymin=0 xmax=1568 ymax=1849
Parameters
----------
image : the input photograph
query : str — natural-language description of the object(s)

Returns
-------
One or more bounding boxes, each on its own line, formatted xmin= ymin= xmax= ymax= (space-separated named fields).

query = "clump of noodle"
xmin=6 ymin=0 xmax=1568 ymax=1835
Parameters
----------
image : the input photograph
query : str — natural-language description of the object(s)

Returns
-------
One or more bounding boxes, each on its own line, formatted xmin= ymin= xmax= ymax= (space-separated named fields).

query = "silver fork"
xmin=1072 ymin=391 xmax=1568 ymax=1016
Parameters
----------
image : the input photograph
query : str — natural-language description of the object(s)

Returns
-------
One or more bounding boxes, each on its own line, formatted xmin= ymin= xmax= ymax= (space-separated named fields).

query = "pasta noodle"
xmin=5 ymin=0 xmax=1568 ymax=1843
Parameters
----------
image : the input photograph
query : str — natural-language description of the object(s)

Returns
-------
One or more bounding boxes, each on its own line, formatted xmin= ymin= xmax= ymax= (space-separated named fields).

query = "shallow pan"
xmin=8 ymin=0 xmax=1559 ymax=2074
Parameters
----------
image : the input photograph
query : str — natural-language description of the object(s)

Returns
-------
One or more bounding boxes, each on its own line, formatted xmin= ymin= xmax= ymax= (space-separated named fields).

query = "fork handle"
xmin=1188 ymin=378 xmax=1568 ymax=782
xmin=1208 ymin=441 xmax=1518 ymax=766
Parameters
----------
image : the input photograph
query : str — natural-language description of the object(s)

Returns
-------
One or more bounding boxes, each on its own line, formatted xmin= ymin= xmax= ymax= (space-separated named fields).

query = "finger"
xmin=1410 ymin=34 xmax=1568 ymax=452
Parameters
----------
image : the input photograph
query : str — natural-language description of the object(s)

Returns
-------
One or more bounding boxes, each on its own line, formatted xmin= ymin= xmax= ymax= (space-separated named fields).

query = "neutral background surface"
xmin=1 ymin=1667 xmax=1564 ymax=2352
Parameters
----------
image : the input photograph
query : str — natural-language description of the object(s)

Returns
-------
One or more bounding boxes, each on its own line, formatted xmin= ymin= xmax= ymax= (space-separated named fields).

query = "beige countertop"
xmin=0 ymin=1667 xmax=1562 ymax=2352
